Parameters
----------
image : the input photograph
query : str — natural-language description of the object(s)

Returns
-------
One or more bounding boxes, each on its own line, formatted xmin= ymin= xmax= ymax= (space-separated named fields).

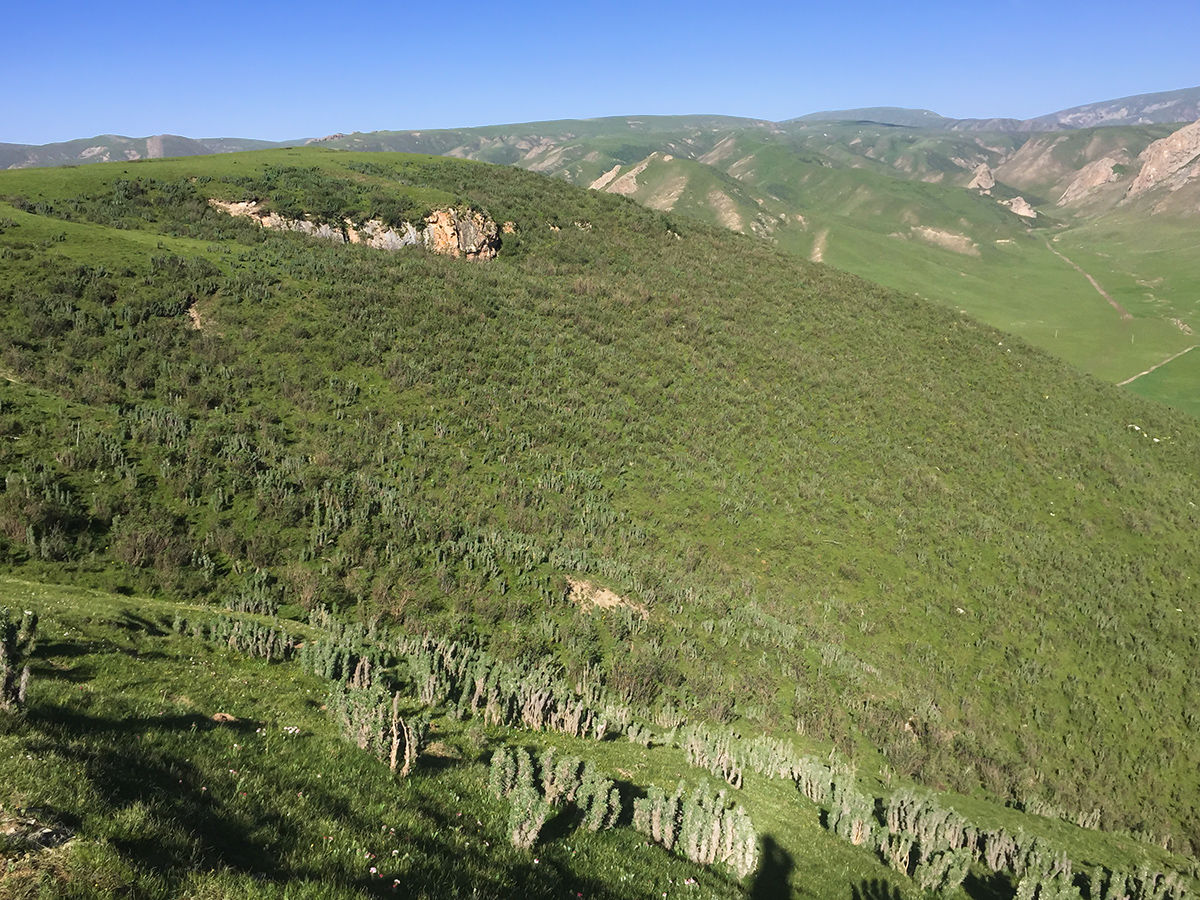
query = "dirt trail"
xmin=1046 ymin=242 xmax=1132 ymax=321
xmin=1117 ymin=344 xmax=1198 ymax=386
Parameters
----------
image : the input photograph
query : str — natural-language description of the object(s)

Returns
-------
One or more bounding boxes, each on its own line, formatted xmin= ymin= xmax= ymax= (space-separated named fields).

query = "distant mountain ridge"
xmin=6 ymin=86 xmax=1200 ymax=171
xmin=792 ymin=86 xmax=1200 ymax=131
xmin=0 ymin=133 xmax=277 ymax=169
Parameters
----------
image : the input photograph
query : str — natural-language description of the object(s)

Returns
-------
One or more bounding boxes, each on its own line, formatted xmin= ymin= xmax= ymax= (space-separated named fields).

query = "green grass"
xmin=2 ymin=149 xmax=1200 ymax=894
xmin=3 ymin=576 xmax=1191 ymax=899
xmin=1124 ymin=347 xmax=1200 ymax=416
xmin=9 ymin=117 xmax=1200 ymax=412
xmin=0 ymin=577 xmax=756 ymax=899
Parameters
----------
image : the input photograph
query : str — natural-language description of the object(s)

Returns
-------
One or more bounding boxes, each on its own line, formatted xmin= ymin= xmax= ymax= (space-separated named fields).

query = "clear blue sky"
xmin=5 ymin=0 xmax=1199 ymax=145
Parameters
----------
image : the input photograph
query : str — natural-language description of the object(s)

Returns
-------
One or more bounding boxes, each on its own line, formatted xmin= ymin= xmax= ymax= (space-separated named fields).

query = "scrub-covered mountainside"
xmin=305 ymin=110 xmax=1200 ymax=415
xmin=7 ymin=87 xmax=1200 ymax=416
xmin=1 ymin=149 xmax=1198 ymax=899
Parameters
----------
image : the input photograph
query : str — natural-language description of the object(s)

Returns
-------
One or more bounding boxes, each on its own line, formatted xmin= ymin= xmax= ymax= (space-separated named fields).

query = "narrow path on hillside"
xmin=1117 ymin=344 xmax=1199 ymax=386
xmin=1045 ymin=241 xmax=1132 ymax=321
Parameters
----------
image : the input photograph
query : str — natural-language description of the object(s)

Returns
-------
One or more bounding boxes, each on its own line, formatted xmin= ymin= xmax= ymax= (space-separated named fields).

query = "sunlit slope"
xmin=2 ymin=150 xmax=1200 ymax=854
xmin=281 ymin=118 xmax=1200 ymax=405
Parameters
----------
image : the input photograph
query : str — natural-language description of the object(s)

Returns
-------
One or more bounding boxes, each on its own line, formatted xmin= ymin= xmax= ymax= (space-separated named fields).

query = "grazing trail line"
xmin=1045 ymin=242 xmax=1132 ymax=321
xmin=1117 ymin=344 xmax=1198 ymax=386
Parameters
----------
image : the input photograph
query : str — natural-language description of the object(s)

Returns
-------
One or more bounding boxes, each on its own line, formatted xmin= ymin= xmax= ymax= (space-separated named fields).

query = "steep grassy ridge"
xmin=2 ymin=150 xmax=1200 ymax=879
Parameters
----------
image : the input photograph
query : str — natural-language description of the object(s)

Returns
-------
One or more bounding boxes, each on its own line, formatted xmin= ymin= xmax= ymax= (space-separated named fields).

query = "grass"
xmin=312 ymin=117 xmax=1200 ymax=413
xmin=0 ymin=577 xmax=756 ymax=899
xmin=1123 ymin=347 xmax=1200 ymax=416
xmin=3 ymin=576 xmax=1191 ymax=899
xmin=9 ymin=117 xmax=1200 ymax=413
xmin=2 ymin=148 xmax=1200 ymax=894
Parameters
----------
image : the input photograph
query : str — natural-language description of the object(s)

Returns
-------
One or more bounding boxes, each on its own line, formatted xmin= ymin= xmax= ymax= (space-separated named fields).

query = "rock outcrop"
xmin=420 ymin=208 xmax=499 ymax=260
xmin=208 ymin=200 xmax=500 ymax=259
xmin=1057 ymin=156 xmax=1122 ymax=205
xmin=589 ymin=164 xmax=622 ymax=191
xmin=1001 ymin=196 xmax=1038 ymax=218
xmin=605 ymin=153 xmax=658 ymax=195
xmin=345 ymin=218 xmax=419 ymax=250
xmin=967 ymin=163 xmax=995 ymax=191
xmin=1125 ymin=119 xmax=1200 ymax=199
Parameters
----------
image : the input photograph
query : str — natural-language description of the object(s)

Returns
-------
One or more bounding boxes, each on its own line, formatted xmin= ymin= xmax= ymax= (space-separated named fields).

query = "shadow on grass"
xmin=32 ymin=706 xmax=259 ymax=735
xmin=749 ymin=834 xmax=794 ymax=899
xmin=17 ymin=707 xmax=683 ymax=899
xmin=963 ymin=868 xmax=1017 ymax=900
xmin=851 ymin=878 xmax=904 ymax=900
xmin=26 ymin=705 xmax=275 ymax=875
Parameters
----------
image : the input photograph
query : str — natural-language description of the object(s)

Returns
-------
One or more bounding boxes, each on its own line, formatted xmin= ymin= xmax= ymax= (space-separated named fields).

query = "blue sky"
xmin=5 ymin=0 xmax=1199 ymax=144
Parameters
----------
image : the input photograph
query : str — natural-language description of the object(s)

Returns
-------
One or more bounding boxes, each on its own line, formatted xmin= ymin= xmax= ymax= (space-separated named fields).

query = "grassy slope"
xmin=2 ymin=576 xmax=1188 ymax=899
xmin=7 ymin=116 xmax=1200 ymax=412
xmin=2 ymin=150 xmax=1200 ymax=890
xmin=0 ymin=578 xmax=763 ymax=899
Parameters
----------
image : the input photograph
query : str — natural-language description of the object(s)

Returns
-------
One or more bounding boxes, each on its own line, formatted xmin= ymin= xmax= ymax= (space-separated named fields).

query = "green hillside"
xmin=312 ymin=117 xmax=1200 ymax=413
xmin=9 ymin=110 xmax=1200 ymax=414
xmin=2 ymin=149 xmax=1199 ymax=898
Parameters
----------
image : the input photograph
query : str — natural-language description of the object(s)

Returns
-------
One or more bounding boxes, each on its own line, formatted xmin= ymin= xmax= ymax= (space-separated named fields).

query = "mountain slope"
xmin=2 ymin=149 xmax=1200 ymax=877
xmin=791 ymin=86 xmax=1200 ymax=131
xmin=0 ymin=133 xmax=279 ymax=169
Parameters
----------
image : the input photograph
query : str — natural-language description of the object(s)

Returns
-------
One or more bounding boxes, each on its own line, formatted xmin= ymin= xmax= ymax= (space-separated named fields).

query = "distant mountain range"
xmin=4 ymin=86 xmax=1199 ymax=170
xmin=791 ymin=85 xmax=1200 ymax=131
xmin=0 ymin=133 xmax=277 ymax=170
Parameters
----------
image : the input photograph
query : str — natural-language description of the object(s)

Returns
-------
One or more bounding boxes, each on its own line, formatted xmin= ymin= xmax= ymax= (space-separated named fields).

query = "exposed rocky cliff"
xmin=967 ymin=163 xmax=995 ymax=191
xmin=1125 ymin=119 xmax=1200 ymax=199
xmin=1001 ymin=196 xmax=1037 ymax=218
xmin=419 ymin=208 xmax=500 ymax=259
xmin=209 ymin=200 xmax=500 ymax=259
xmin=1056 ymin=156 xmax=1123 ymax=205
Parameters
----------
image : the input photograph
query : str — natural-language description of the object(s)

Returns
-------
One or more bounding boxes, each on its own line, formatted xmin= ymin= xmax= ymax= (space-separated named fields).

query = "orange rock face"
xmin=422 ymin=208 xmax=500 ymax=260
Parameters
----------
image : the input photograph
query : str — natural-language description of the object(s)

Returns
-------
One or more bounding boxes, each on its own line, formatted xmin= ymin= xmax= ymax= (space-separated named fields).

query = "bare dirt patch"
xmin=810 ymin=228 xmax=829 ymax=262
xmin=910 ymin=226 xmax=980 ymax=257
xmin=646 ymin=175 xmax=688 ymax=211
xmin=706 ymin=189 xmax=743 ymax=231
xmin=589 ymin=164 xmax=622 ymax=191
xmin=567 ymin=577 xmax=647 ymax=619
xmin=607 ymin=154 xmax=657 ymax=195
xmin=698 ymin=135 xmax=738 ymax=166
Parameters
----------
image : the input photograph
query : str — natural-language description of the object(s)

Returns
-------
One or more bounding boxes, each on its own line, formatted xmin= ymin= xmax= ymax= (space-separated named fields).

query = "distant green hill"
xmin=7 ymin=91 xmax=1200 ymax=414
xmin=788 ymin=107 xmax=968 ymax=129
xmin=0 ymin=133 xmax=278 ymax=169
xmin=1 ymin=150 xmax=1200 ymax=897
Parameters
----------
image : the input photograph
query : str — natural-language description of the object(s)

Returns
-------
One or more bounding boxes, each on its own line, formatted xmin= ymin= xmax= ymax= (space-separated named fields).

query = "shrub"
xmin=0 ymin=608 xmax=37 ymax=711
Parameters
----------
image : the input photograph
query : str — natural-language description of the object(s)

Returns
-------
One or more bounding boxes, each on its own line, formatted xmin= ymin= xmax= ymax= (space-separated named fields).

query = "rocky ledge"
xmin=208 ymin=200 xmax=501 ymax=260
xmin=1125 ymin=119 xmax=1200 ymax=200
